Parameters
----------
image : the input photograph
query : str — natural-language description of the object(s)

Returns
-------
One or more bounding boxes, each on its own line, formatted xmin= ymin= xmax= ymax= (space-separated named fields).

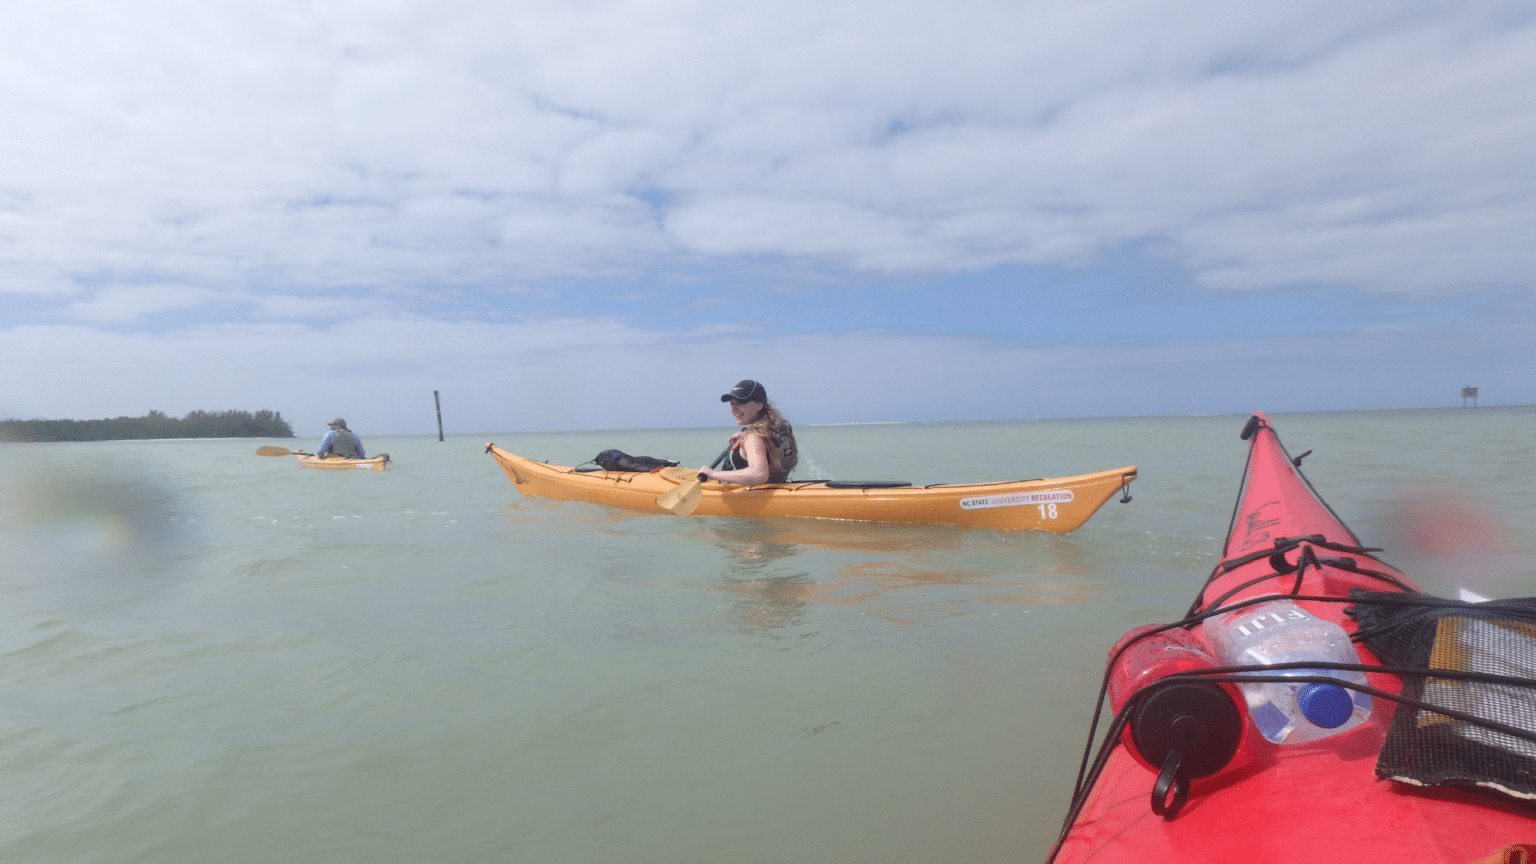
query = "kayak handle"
xmin=1240 ymin=414 xmax=1264 ymax=440
xmin=1151 ymin=749 xmax=1189 ymax=819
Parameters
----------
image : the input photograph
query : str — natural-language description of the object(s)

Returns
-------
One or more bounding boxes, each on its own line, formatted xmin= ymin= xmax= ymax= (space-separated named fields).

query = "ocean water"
xmin=1 ymin=408 xmax=1532 ymax=863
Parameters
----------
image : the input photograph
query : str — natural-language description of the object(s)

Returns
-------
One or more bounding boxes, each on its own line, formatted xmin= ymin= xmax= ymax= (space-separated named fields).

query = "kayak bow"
xmin=1050 ymin=412 xmax=1536 ymax=863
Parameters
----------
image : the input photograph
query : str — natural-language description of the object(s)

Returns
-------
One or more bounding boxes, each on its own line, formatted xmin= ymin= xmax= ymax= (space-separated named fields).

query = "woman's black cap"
xmin=721 ymin=379 xmax=768 ymax=403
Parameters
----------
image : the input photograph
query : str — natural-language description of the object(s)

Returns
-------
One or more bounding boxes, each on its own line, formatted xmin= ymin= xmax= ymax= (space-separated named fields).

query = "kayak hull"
xmin=485 ymin=444 xmax=1135 ymax=532
xmin=295 ymin=454 xmax=388 ymax=471
xmin=1051 ymin=413 xmax=1534 ymax=863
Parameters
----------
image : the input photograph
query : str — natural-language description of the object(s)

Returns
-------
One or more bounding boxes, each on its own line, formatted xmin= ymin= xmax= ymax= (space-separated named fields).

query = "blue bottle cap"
xmin=1297 ymin=682 xmax=1354 ymax=728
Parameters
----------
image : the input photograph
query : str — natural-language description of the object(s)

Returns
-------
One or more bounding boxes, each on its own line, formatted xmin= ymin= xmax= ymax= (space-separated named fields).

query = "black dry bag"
xmin=593 ymin=449 xmax=679 ymax=472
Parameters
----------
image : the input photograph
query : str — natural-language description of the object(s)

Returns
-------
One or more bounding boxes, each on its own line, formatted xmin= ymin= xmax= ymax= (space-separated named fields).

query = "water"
xmin=1 ymin=408 xmax=1532 ymax=863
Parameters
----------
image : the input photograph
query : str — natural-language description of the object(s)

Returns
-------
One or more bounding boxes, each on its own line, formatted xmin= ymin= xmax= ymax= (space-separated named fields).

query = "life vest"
xmin=328 ymin=429 xmax=361 ymax=458
xmin=726 ymin=427 xmax=797 ymax=482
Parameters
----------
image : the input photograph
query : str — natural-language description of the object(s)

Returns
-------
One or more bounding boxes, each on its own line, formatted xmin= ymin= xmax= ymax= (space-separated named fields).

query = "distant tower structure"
xmin=1461 ymin=386 xmax=1478 ymax=409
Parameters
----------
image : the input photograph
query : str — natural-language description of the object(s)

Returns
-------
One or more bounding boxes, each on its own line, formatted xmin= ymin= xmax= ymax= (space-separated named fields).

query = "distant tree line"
xmin=0 ymin=409 xmax=295 ymax=442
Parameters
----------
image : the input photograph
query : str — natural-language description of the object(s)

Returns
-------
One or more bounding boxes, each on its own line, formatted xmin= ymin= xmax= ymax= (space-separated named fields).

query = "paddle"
xmin=255 ymin=446 xmax=312 ymax=456
xmin=656 ymin=446 xmax=732 ymax=516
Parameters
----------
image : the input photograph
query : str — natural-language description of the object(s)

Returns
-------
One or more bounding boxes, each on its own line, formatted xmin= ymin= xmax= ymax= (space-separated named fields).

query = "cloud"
xmin=1 ymin=2 xmax=1533 ymax=432
xmin=67 ymin=284 xmax=220 ymax=323
xmin=1 ymin=0 xmax=1532 ymax=306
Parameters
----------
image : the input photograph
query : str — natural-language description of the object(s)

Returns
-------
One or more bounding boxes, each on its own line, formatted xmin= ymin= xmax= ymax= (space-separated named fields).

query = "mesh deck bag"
xmin=1350 ymin=590 xmax=1536 ymax=808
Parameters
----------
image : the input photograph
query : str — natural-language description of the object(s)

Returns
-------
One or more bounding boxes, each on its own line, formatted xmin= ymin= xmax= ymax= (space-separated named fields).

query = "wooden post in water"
xmin=434 ymin=390 xmax=445 ymax=440
xmin=1461 ymin=386 xmax=1478 ymax=409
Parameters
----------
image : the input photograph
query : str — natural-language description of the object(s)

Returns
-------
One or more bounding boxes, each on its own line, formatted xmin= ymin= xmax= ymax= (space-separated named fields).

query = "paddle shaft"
xmin=700 ymin=445 xmax=732 ymax=479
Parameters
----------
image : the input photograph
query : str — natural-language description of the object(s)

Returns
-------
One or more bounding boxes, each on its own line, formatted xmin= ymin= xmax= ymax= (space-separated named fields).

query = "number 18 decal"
xmin=1037 ymin=502 xmax=1058 ymax=519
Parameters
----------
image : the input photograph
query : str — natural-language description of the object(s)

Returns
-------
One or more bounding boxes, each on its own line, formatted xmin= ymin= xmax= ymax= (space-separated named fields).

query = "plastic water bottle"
xmin=1202 ymin=599 xmax=1372 ymax=745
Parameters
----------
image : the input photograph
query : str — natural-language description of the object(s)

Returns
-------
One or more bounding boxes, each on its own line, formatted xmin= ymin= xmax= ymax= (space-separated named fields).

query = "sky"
xmin=2 ymin=0 xmax=1533 ymax=435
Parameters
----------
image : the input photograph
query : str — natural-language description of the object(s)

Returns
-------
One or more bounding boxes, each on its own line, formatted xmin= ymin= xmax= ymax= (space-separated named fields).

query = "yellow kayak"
xmin=295 ymin=453 xmax=390 ymax=471
xmin=485 ymin=444 xmax=1135 ymax=532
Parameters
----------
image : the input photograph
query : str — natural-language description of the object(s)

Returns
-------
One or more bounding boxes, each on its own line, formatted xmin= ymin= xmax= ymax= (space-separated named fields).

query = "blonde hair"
xmin=744 ymin=401 xmax=798 ymax=481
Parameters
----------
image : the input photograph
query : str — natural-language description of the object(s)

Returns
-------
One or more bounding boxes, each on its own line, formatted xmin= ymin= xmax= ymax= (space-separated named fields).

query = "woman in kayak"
xmin=698 ymin=379 xmax=798 ymax=485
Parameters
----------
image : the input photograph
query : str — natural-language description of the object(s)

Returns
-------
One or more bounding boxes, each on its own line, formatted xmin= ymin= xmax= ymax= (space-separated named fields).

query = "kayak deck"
xmin=1050 ymin=413 xmax=1536 ymax=863
xmin=485 ymin=444 xmax=1135 ymax=532
xmin=295 ymin=453 xmax=389 ymax=471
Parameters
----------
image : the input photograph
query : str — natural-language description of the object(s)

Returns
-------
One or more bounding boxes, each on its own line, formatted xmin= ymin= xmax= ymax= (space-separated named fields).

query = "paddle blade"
xmin=656 ymin=477 xmax=704 ymax=515
xmin=657 ymin=447 xmax=729 ymax=516
xmin=256 ymin=446 xmax=293 ymax=456
xmin=672 ymin=482 xmax=705 ymax=516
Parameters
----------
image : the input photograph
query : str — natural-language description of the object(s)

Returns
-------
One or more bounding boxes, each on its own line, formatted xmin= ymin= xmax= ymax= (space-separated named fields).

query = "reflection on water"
xmin=713 ymin=573 xmax=816 ymax=633
xmin=703 ymin=516 xmax=1101 ymax=633
xmin=704 ymin=517 xmax=813 ymax=632
xmin=707 ymin=516 xmax=972 ymax=555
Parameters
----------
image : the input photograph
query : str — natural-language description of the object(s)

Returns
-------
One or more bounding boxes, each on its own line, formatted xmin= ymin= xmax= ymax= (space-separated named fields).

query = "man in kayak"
xmin=316 ymin=417 xmax=366 ymax=459
xmin=698 ymin=379 xmax=798 ymax=484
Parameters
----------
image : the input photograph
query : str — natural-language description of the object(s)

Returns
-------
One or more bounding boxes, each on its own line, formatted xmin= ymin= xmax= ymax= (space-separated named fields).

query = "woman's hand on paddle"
xmin=703 ymin=435 xmax=770 ymax=486
xmin=700 ymin=435 xmax=742 ymax=479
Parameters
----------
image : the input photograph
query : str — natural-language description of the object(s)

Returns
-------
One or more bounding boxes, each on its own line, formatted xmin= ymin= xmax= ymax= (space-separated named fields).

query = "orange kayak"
xmin=295 ymin=453 xmax=389 ymax=471
xmin=485 ymin=444 xmax=1135 ymax=532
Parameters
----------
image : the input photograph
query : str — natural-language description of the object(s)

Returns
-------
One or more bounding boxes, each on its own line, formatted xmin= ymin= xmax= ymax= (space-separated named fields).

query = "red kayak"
xmin=1050 ymin=413 xmax=1535 ymax=863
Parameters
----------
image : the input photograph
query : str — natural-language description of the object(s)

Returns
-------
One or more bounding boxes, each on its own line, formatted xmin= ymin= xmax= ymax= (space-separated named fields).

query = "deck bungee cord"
xmin=1048 ymin=413 xmax=1536 ymax=864
xmin=1187 ymin=535 xmax=1418 ymax=618
xmin=1051 ymin=587 xmax=1536 ymax=863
